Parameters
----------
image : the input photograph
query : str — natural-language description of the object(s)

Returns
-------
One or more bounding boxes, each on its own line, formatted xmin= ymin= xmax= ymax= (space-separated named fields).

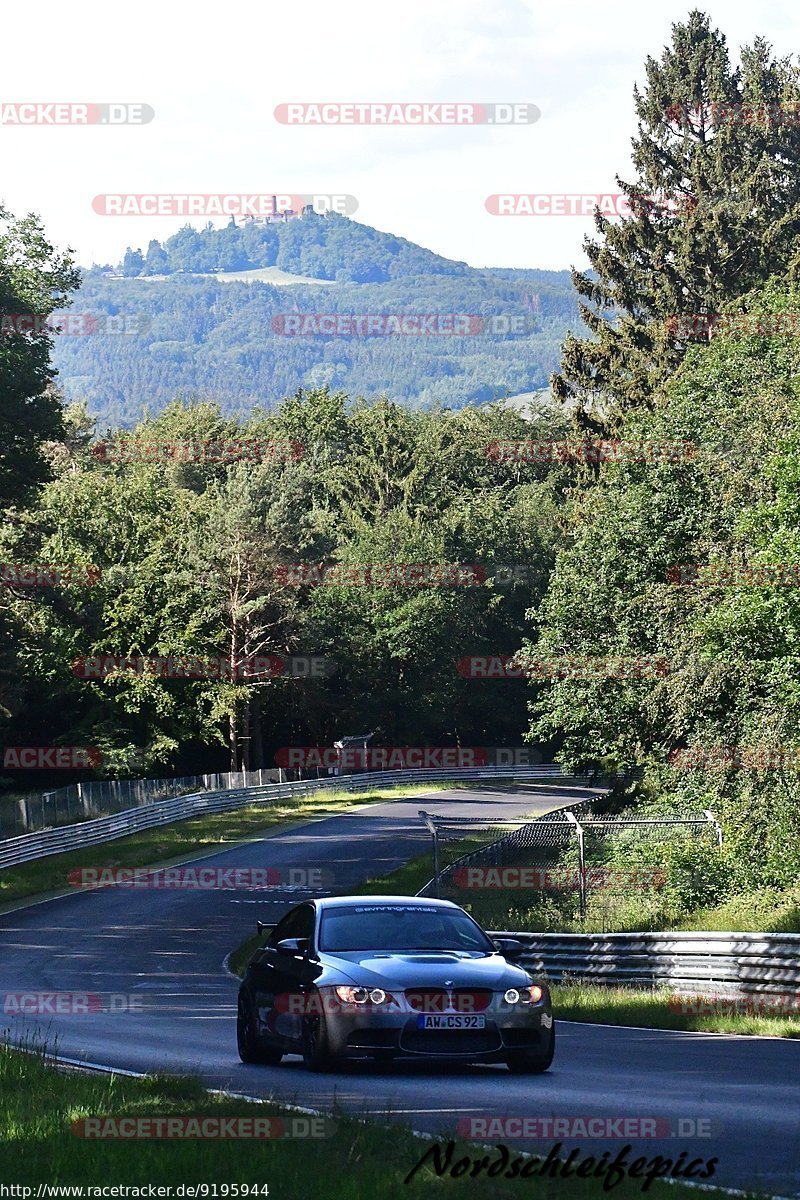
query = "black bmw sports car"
xmin=237 ymin=895 xmax=554 ymax=1072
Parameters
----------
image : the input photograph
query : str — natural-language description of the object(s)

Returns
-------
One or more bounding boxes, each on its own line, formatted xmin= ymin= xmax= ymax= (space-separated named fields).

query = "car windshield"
xmin=318 ymin=904 xmax=494 ymax=952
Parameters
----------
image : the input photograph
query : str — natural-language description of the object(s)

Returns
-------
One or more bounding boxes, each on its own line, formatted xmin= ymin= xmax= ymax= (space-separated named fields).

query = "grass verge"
xmin=0 ymin=1044 xmax=734 ymax=1198
xmin=0 ymin=783 xmax=458 ymax=911
xmin=673 ymin=885 xmax=800 ymax=934
xmin=425 ymin=874 xmax=800 ymax=937
xmin=550 ymin=981 xmax=800 ymax=1038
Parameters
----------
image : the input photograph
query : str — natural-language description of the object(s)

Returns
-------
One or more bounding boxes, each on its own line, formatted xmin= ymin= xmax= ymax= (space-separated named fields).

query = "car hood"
xmin=319 ymin=950 xmax=532 ymax=989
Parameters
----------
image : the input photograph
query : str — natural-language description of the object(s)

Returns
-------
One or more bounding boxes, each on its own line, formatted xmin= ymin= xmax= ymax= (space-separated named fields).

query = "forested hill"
xmin=51 ymin=215 xmax=583 ymax=426
xmin=98 ymin=212 xmax=472 ymax=283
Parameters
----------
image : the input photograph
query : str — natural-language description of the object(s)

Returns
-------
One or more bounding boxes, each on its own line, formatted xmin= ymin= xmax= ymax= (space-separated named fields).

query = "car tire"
xmin=505 ymin=1024 xmax=555 ymax=1074
xmin=237 ymin=992 xmax=283 ymax=1066
xmin=301 ymin=1007 xmax=335 ymax=1072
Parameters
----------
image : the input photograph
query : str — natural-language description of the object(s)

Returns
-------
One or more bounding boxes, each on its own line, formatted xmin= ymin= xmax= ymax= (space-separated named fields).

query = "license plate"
xmin=416 ymin=1014 xmax=486 ymax=1030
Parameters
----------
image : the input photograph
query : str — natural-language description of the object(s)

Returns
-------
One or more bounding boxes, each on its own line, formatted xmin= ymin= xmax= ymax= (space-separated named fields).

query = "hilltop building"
xmin=236 ymin=199 xmax=324 ymax=228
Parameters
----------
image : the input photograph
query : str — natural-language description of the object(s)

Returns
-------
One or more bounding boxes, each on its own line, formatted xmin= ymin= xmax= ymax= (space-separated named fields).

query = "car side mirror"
xmin=493 ymin=937 xmax=524 ymax=961
xmin=275 ymin=937 xmax=309 ymax=957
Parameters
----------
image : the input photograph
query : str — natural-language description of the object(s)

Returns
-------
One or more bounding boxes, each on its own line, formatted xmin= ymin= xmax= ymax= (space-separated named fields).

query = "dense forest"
xmin=98 ymin=213 xmax=475 ymax=283
xmin=0 ymin=388 xmax=571 ymax=782
xmin=50 ymin=218 xmax=582 ymax=423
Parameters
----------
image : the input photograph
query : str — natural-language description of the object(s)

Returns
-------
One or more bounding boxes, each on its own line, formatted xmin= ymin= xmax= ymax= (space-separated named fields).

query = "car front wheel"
xmin=301 ymin=1007 xmax=335 ymax=1072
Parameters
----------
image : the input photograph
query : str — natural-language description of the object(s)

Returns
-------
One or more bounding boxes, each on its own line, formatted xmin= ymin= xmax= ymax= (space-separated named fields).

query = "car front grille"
xmin=404 ymin=988 xmax=493 ymax=1014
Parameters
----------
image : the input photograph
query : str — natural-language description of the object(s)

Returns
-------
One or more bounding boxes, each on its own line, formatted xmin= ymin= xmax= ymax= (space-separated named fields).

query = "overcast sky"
xmin=1 ymin=0 xmax=797 ymax=273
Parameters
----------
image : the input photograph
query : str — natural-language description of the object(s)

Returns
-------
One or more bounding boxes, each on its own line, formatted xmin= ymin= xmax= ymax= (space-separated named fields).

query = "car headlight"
xmin=334 ymin=985 xmax=393 ymax=1006
xmin=504 ymin=986 xmax=544 ymax=1004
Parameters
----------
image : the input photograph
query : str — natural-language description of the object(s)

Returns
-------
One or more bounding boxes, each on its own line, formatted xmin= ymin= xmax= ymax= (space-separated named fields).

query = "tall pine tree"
xmin=553 ymin=10 xmax=800 ymax=427
xmin=0 ymin=206 xmax=79 ymax=510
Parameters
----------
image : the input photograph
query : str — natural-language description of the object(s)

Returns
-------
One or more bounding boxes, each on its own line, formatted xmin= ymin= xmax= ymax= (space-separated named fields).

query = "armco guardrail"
xmin=1 ymin=767 xmax=289 ymax=838
xmin=491 ymin=930 xmax=800 ymax=998
xmin=0 ymin=765 xmax=574 ymax=871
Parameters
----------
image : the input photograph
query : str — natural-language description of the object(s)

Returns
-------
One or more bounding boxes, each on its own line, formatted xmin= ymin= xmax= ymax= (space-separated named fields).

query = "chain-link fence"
xmin=418 ymin=804 xmax=722 ymax=927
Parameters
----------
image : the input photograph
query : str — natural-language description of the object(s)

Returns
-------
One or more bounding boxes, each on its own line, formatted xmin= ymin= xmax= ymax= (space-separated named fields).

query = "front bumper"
xmin=323 ymin=996 xmax=554 ymax=1060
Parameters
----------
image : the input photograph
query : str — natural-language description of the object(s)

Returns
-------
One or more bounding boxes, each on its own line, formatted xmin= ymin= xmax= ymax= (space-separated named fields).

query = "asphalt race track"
xmin=1 ymin=785 xmax=798 ymax=1196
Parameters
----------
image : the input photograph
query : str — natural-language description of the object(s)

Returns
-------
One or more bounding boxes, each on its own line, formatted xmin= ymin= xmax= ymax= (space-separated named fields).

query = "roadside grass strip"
xmin=0 ymin=1044 xmax=740 ymax=1199
xmin=551 ymin=982 xmax=800 ymax=1038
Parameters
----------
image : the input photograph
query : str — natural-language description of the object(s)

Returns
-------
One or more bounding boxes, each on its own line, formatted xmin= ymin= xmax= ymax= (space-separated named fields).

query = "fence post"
xmin=432 ymin=827 xmax=440 ymax=898
xmin=703 ymin=809 xmax=723 ymax=848
xmin=419 ymin=811 xmax=440 ymax=898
